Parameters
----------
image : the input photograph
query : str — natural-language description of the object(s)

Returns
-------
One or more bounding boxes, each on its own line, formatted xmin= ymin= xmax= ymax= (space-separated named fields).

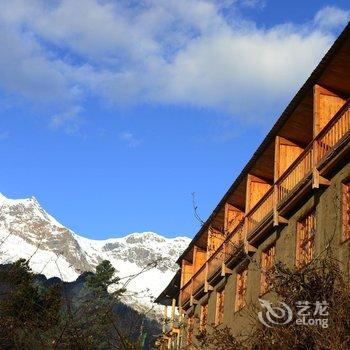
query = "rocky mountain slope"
xmin=0 ymin=193 xmax=190 ymax=314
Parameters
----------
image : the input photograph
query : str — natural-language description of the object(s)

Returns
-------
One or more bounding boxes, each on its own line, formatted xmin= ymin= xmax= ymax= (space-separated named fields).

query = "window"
xmin=296 ymin=210 xmax=316 ymax=268
xmin=235 ymin=268 xmax=248 ymax=311
xmin=260 ymin=243 xmax=276 ymax=294
xmin=199 ymin=303 xmax=208 ymax=331
xmin=215 ymin=289 xmax=225 ymax=325
xmin=342 ymin=182 xmax=350 ymax=241
xmin=186 ymin=316 xmax=194 ymax=345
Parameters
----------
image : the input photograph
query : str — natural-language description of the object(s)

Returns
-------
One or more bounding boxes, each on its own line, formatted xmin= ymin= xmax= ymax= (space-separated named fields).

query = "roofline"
xmin=154 ymin=269 xmax=181 ymax=305
xmin=177 ymin=22 xmax=350 ymax=264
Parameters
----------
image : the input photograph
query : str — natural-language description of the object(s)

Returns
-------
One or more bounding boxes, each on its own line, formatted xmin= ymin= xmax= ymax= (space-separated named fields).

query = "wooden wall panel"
xmin=193 ymin=246 xmax=206 ymax=273
xmin=207 ymin=227 xmax=224 ymax=257
xmin=314 ymin=85 xmax=346 ymax=136
xmin=181 ymin=260 xmax=192 ymax=287
xmin=224 ymin=203 xmax=244 ymax=233
xmin=246 ymin=174 xmax=271 ymax=213
xmin=275 ymin=136 xmax=304 ymax=179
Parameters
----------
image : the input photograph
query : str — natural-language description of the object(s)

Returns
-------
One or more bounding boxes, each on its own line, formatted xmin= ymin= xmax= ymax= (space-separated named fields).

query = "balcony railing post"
xmin=163 ymin=305 xmax=168 ymax=333
xmin=171 ymin=298 xmax=176 ymax=329
xmin=204 ymin=260 xmax=209 ymax=292
xmin=243 ymin=217 xmax=248 ymax=239
xmin=221 ymin=242 xmax=226 ymax=276
xmin=190 ymin=278 xmax=193 ymax=299
xmin=273 ymin=184 xmax=278 ymax=226
xmin=243 ymin=217 xmax=250 ymax=253
xmin=312 ymin=139 xmax=319 ymax=189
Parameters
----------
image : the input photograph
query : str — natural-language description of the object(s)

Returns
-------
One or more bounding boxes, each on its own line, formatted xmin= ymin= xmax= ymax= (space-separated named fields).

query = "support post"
xmin=171 ymin=298 xmax=176 ymax=329
xmin=163 ymin=305 xmax=168 ymax=333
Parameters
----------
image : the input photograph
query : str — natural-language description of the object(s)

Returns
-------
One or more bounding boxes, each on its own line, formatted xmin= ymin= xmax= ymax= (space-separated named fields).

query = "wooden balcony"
xmin=207 ymin=242 xmax=225 ymax=281
xmin=226 ymin=221 xmax=244 ymax=249
xmin=276 ymin=144 xmax=313 ymax=206
xmin=315 ymin=99 xmax=350 ymax=166
xmin=180 ymin=279 xmax=192 ymax=306
xmin=246 ymin=187 xmax=274 ymax=234
xmin=224 ymin=221 xmax=245 ymax=266
xmin=192 ymin=263 xmax=206 ymax=295
xmin=179 ymin=102 xmax=350 ymax=309
xmin=179 ymin=224 xmax=245 ymax=307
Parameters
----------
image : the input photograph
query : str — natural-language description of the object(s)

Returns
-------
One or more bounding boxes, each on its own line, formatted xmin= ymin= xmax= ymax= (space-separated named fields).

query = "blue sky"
xmin=0 ymin=0 xmax=349 ymax=239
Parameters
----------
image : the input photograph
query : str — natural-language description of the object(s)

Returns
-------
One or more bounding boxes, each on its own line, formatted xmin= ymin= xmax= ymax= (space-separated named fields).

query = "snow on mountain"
xmin=0 ymin=193 xmax=190 ymax=314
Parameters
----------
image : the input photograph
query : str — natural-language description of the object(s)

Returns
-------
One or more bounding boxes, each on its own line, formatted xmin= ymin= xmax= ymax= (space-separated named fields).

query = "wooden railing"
xmin=179 ymin=101 xmax=350 ymax=308
xmin=224 ymin=221 xmax=244 ymax=260
xmin=192 ymin=264 xmax=206 ymax=294
xmin=227 ymin=220 xmax=244 ymax=246
xmin=316 ymin=101 xmax=350 ymax=163
xmin=276 ymin=144 xmax=313 ymax=204
xmin=180 ymin=280 xmax=192 ymax=305
xmin=180 ymin=223 xmax=245 ymax=306
xmin=207 ymin=242 xmax=224 ymax=280
xmin=246 ymin=187 xmax=274 ymax=234
xmin=164 ymin=322 xmax=172 ymax=334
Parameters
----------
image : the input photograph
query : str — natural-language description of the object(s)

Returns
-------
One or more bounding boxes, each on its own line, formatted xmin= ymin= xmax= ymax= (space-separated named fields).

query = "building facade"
xmin=156 ymin=23 xmax=350 ymax=349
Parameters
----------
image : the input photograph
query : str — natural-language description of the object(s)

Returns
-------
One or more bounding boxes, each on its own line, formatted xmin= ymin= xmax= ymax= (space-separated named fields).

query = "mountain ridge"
xmin=0 ymin=193 xmax=190 ymax=314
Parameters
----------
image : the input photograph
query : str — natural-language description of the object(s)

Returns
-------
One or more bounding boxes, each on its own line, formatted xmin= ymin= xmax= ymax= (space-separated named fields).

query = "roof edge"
xmin=177 ymin=22 xmax=350 ymax=264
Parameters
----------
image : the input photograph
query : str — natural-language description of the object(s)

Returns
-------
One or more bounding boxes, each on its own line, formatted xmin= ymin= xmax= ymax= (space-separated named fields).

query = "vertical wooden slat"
xmin=296 ymin=210 xmax=316 ymax=268
xmin=171 ymin=298 xmax=176 ymax=329
xmin=260 ymin=243 xmax=276 ymax=294
xmin=235 ymin=268 xmax=248 ymax=311
xmin=215 ymin=289 xmax=225 ymax=325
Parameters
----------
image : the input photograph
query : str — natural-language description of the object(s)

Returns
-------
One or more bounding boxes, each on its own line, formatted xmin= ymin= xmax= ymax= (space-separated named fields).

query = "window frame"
xmin=186 ymin=315 xmax=194 ymax=345
xmin=296 ymin=209 xmax=316 ymax=268
xmin=235 ymin=267 xmax=248 ymax=312
xmin=199 ymin=302 xmax=208 ymax=331
xmin=342 ymin=181 xmax=350 ymax=242
xmin=215 ymin=288 xmax=225 ymax=326
xmin=260 ymin=242 xmax=276 ymax=295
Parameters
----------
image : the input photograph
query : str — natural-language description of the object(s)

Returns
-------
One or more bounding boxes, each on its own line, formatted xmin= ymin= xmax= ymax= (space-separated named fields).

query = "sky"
xmin=0 ymin=0 xmax=349 ymax=240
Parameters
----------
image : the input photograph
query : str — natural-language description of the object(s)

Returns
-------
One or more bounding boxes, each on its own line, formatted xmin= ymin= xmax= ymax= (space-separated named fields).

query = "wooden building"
xmin=156 ymin=22 xmax=350 ymax=349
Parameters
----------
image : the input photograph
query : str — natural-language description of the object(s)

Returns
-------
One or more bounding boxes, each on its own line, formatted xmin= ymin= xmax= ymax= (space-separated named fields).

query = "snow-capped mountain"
xmin=0 ymin=193 xmax=190 ymax=314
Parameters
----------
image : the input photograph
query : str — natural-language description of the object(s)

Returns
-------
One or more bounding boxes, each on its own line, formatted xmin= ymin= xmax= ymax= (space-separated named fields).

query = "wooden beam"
xmin=190 ymin=295 xmax=198 ymax=306
xmin=273 ymin=184 xmax=278 ymax=226
xmin=221 ymin=262 xmax=233 ymax=276
xmin=274 ymin=136 xmax=280 ymax=181
xmin=171 ymin=298 xmax=176 ymax=328
xmin=313 ymin=168 xmax=331 ymax=188
xmin=244 ymin=240 xmax=257 ymax=254
xmin=204 ymin=281 xmax=213 ymax=293
xmin=319 ymin=175 xmax=331 ymax=187
xmin=274 ymin=214 xmax=288 ymax=226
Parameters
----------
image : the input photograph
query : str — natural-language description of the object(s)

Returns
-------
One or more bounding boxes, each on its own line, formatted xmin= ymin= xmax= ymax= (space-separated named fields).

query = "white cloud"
xmin=0 ymin=0 xmax=347 ymax=129
xmin=314 ymin=6 xmax=350 ymax=30
xmin=239 ymin=0 xmax=266 ymax=9
xmin=50 ymin=106 xmax=83 ymax=135
xmin=118 ymin=132 xmax=142 ymax=147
